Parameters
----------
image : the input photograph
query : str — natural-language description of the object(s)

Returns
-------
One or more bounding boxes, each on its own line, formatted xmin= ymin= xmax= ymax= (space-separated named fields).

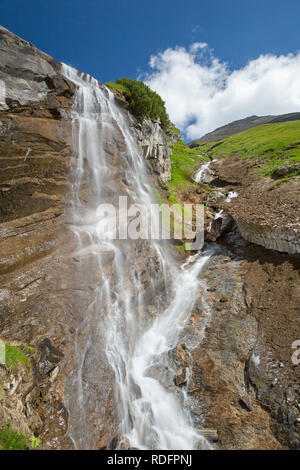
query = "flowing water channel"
xmin=62 ymin=64 xmax=213 ymax=450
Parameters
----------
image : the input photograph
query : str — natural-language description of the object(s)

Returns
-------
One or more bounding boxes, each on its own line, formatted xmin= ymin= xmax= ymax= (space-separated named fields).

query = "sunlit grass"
xmin=5 ymin=343 xmax=31 ymax=369
xmin=167 ymin=140 xmax=209 ymax=190
xmin=198 ymin=120 xmax=300 ymax=179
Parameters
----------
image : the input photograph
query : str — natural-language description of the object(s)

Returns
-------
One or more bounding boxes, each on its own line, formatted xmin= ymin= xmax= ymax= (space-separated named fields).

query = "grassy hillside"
xmin=164 ymin=140 xmax=208 ymax=205
xmin=167 ymin=140 xmax=208 ymax=189
xmin=189 ymin=112 xmax=300 ymax=145
xmin=152 ymin=141 xmax=207 ymax=233
xmin=161 ymin=120 xmax=300 ymax=210
xmin=196 ymin=120 xmax=300 ymax=178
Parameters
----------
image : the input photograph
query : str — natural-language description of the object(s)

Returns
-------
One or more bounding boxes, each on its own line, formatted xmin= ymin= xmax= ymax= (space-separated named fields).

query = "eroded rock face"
xmin=169 ymin=235 xmax=300 ymax=449
xmin=133 ymin=117 xmax=175 ymax=183
xmin=0 ymin=26 xmax=178 ymax=449
xmin=0 ymin=342 xmax=70 ymax=449
xmin=201 ymin=156 xmax=300 ymax=255
xmin=219 ymin=231 xmax=300 ymax=449
xmin=0 ymin=26 xmax=77 ymax=449
xmin=236 ymin=217 xmax=300 ymax=255
xmin=0 ymin=25 xmax=75 ymax=112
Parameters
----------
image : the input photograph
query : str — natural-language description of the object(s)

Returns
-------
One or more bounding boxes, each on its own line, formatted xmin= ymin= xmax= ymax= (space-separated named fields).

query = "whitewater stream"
xmin=62 ymin=64 xmax=213 ymax=450
xmin=194 ymin=159 xmax=215 ymax=183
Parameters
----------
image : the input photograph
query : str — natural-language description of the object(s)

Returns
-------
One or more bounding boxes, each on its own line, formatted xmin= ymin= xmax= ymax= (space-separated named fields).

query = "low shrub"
xmin=0 ymin=423 xmax=28 ymax=450
xmin=107 ymin=78 xmax=170 ymax=130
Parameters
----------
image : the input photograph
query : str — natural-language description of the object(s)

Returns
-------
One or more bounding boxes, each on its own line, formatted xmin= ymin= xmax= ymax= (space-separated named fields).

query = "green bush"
xmin=0 ymin=423 xmax=28 ymax=450
xmin=106 ymin=81 xmax=131 ymax=98
xmin=108 ymin=78 xmax=170 ymax=130
xmin=169 ymin=126 xmax=181 ymax=136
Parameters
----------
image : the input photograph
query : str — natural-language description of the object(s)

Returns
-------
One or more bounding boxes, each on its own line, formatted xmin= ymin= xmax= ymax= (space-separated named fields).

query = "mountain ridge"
xmin=189 ymin=112 xmax=300 ymax=146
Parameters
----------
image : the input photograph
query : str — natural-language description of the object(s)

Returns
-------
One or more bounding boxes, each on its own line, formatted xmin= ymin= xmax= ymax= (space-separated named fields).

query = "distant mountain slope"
xmin=189 ymin=112 xmax=300 ymax=146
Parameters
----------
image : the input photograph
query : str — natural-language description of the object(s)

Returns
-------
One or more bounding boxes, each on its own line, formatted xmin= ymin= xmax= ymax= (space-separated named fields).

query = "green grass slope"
xmin=196 ymin=120 xmax=300 ymax=178
xmin=167 ymin=140 xmax=209 ymax=190
xmin=162 ymin=121 xmax=300 ymax=211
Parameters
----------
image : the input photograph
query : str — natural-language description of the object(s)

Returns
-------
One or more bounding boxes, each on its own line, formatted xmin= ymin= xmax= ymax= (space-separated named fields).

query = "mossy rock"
xmin=4 ymin=343 xmax=31 ymax=369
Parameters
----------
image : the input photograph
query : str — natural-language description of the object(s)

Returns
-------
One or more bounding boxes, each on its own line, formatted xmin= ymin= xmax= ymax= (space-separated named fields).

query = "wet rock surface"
xmin=0 ymin=341 xmax=69 ymax=449
xmin=169 ymin=231 xmax=300 ymax=449
xmin=0 ymin=27 xmax=117 ymax=449
xmin=0 ymin=26 xmax=178 ymax=449
xmin=0 ymin=25 xmax=75 ymax=110
xmin=0 ymin=25 xmax=76 ymax=448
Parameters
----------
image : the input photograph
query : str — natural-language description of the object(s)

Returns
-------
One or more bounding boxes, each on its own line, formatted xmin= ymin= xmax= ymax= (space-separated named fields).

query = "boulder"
xmin=132 ymin=116 xmax=178 ymax=183
xmin=205 ymin=190 xmax=226 ymax=206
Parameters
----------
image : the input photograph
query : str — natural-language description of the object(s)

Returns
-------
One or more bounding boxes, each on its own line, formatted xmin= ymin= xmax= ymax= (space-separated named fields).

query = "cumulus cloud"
xmin=144 ymin=44 xmax=300 ymax=140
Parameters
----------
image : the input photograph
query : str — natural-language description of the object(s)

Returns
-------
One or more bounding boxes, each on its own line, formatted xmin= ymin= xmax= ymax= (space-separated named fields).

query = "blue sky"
xmin=1 ymin=0 xmax=300 ymax=137
xmin=1 ymin=0 xmax=299 ymax=83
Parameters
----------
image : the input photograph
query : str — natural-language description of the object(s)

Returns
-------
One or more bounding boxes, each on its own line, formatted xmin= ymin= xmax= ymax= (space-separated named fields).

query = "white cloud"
xmin=145 ymin=44 xmax=300 ymax=140
xmin=189 ymin=42 xmax=208 ymax=53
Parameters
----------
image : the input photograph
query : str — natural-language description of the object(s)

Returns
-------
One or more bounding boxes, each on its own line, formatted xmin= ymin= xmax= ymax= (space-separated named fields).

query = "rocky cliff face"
xmin=171 ymin=135 xmax=300 ymax=449
xmin=169 ymin=178 xmax=300 ymax=448
xmin=204 ymin=156 xmax=300 ymax=255
xmin=114 ymin=104 xmax=175 ymax=184
xmin=177 ymin=232 xmax=300 ymax=450
xmin=0 ymin=25 xmax=75 ymax=448
xmin=0 ymin=26 xmax=176 ymax=449
xmin=137 ymin=117 xmax=173 ymax=183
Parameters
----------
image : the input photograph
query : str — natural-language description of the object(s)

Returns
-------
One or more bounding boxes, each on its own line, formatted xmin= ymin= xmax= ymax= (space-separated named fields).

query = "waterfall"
xmin=194 ymin=159 xmax=214 ymax=184
xmin=61 ymin=64 xmax=213 ymax=450
xmin=214 ymin=191 xmax=238 ymax=220
xmin=226 ymin=191 xmax=238 ymax=203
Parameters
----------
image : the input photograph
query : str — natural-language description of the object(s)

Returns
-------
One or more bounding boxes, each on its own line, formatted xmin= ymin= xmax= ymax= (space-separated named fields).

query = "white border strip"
xmin=0 ymin=341 xmax=5 ymax=365
xmin=0 ymin=79 xmax=6 ymax=105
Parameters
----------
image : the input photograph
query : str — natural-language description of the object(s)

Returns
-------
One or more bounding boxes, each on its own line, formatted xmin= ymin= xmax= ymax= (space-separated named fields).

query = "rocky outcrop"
xmin=196 ymin=156 xmax=300 ymax=255
xmin=170 ymin=232 xmax=300 ymax=450
xmin=204 ymin=210 xmax=234 ymax=242
xmin=0 ymin=26 xmax=75 ymax=113
xmin=228 ymin=178 xmax=300 ymax=255
xmin=0 ymin=340 xmax=69 ymax=449
xmin=128 ymin=116 xmax=177 ymax=184
xmin=0 ymin=26 xmax=178 ymax=449
xmin=235 ymin=217 xmax=300 ymax=255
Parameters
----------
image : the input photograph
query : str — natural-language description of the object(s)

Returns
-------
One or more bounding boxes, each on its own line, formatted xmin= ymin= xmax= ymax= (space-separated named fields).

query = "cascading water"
xmin=194 ymin=159 xmax=215 ymax=184
xmin=61 ymin=64 xmax=213 ymax=450
xmin=214 ymin=191 xmax=238 ymax=220
xmin=226 ymin=191 xmax=238 ymax=203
